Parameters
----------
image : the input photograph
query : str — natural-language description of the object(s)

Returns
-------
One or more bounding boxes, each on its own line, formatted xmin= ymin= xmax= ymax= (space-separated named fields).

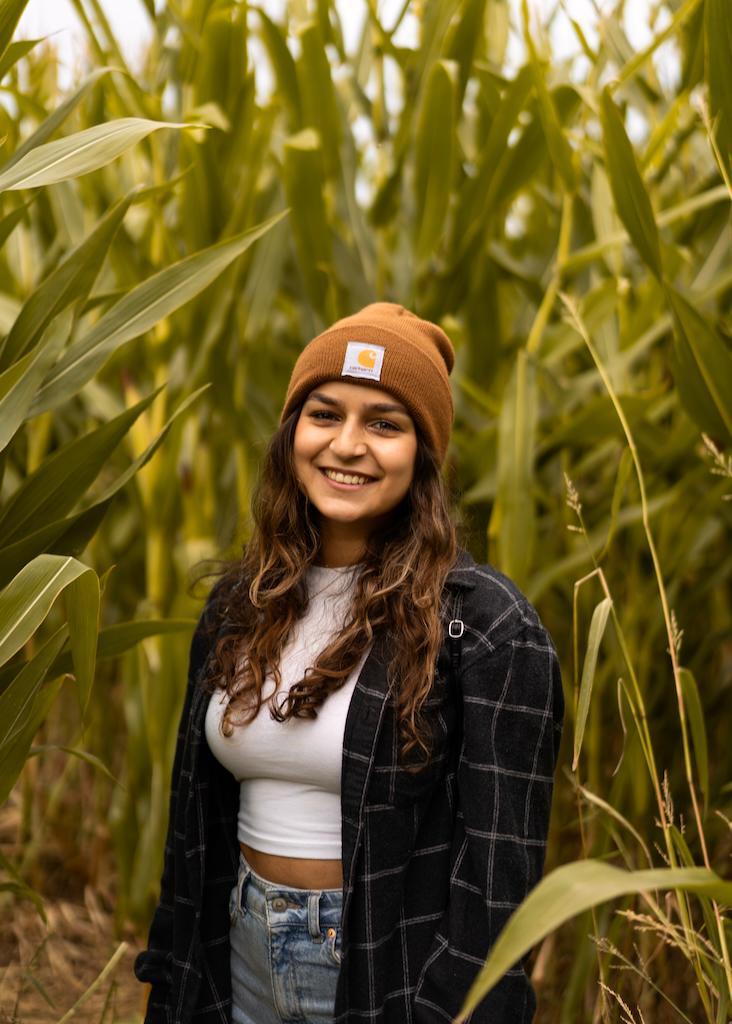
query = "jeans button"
xmin=272 ymin=897 xmax=287 ymax=911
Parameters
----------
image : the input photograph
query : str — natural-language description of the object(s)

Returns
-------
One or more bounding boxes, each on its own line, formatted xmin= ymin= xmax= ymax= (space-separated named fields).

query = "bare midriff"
xmin=240 ymin=841 xmax=343 ymax=890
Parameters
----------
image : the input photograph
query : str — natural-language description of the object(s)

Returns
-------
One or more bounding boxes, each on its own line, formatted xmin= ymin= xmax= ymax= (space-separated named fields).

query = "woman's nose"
xmin=329 ymin=422 xmax=367 ymax=457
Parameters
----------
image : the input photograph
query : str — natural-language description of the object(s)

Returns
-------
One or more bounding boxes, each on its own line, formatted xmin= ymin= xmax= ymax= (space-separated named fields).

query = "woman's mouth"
xmin=318 ymin=467 xmax=377 ymax=490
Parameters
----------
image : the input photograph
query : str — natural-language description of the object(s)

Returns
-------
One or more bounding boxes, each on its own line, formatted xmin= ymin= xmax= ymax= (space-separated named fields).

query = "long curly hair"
xmin=197 ymin=401 xmax=465 ymax=771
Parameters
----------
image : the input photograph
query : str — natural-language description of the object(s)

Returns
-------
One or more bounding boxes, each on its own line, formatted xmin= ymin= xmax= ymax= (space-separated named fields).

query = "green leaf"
xmin=0 ymin=198 xmax=31 ymax=253
xmin=590 ymin=164 xmax=624 ymax=277
xmin=679 ymin=667 xmax=709 ymax=820
xmin=452 ymin=65 xmax=533 ymax=250
xmin=0 ymin=0 xmax=31 ymax=64
xmin=0 ymin=385 xmax=164 ymax=545
xmin=3 ymin=68 xmax=115 ymax=171
xmin=29 ymin=212 xmax=286 ymax=417
xmin=1 ymin=193 xmax=134 ymax=369
xmin=444 ymin=0 xmax=487 ymax=105
xmin=0 ymin=501 xmax=111 ymax=592
xmin=0 ymin=624 xmax=68 ymax=804
xmin=0 ymin=618 xmax=195 ymax=698
xmin=523 ymin=6 xmax=577 ymax=194
xmin=572 ymin=597 xmax=613 ymax=771
xmin=50 ymin=618 xmax=196 ymax=681
xmin=704 ymin=0 xmax=732 ymax=177
xmin=0 ymin=555 xmax=97 ymax=669
xmin=65 ymin=568 xmax=100 ymax=717
xmin=297 ymin=20 xmax=342 ymax=178
xmin=0 ymin=117 xmax=196 ymax=192
xmin=255 ymin=8 xmax=302 ymax=127
xmin=599 ymin=87 xmax=663 ymax=279
xmin=283 ymin=129 xmax=332 ymax=315
xmin=0 ymin=36 xmax=41 ymax=79
xmin=28 ymin=744 xmax=121 ymax=787
xmin=491 ymin=349 xmax=537 ymax=589
xmin=0 ymin=310 xmax=70 ymax=453
xmin=0 ymin=385 xmax=209 ymax=585
xmin=414 ymin=59 xmax=458 ymax=262
xmin=454 ymin=860 xmax=732 ymax=1022
xmin=597 ymin=446 xmax=634 ymax=562
xmin=665 ymin=284 xmax=732 ymax=440
xmin=0 ymin=624 xmax=67 ymax=750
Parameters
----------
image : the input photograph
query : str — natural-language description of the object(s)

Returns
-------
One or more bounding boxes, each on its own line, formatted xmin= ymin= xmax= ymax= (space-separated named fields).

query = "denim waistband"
xmin=235 ymin=849 xmax=343 ymax=936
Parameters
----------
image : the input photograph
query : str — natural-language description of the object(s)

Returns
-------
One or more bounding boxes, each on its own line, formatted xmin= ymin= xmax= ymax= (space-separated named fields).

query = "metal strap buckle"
xmin=448 ymin=618 xmax=464 ymax=638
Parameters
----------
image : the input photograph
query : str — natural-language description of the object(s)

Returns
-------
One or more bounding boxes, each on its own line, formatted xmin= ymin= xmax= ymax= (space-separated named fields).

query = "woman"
xmin=134 ymin=302 xmax=564 ymax=1024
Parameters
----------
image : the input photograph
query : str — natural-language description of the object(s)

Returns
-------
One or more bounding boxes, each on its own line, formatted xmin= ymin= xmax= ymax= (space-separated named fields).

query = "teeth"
xmin=323 ymin=469 xmax=372 ymax=485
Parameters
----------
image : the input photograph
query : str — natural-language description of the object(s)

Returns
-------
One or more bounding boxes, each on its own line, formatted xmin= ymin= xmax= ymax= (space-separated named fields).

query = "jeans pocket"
xmin=229 ymin=882 xmax=239 ymax=927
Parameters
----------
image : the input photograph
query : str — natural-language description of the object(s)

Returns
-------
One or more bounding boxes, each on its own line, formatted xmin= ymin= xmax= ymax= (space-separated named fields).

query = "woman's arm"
xmin=133 ymin=579 xmax=226 ymax=1022
xmin=414 ymin=622 xmax=565 ymax=1024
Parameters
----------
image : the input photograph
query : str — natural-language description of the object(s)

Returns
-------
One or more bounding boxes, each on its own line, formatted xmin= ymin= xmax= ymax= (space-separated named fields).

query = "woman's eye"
xmin=309 ymin=411 xmax=400 ymax=432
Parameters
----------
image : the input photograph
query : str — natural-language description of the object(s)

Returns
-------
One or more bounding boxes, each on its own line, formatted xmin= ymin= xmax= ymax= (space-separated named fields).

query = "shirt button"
xmin=271 ymin=897 xmax=287 ymax=911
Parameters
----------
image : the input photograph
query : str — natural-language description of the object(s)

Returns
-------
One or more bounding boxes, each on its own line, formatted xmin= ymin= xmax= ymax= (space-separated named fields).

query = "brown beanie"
xmin=279 ymin=302 xmax=456 ymax=464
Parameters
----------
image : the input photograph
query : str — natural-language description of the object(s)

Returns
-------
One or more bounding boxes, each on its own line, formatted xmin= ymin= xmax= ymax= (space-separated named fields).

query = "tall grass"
xmin=0 ymin=0 xmax=729 ymax=1020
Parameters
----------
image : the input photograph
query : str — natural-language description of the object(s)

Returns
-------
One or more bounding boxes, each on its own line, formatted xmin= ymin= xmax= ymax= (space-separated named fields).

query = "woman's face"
xmin=293 ymin=380 xmax=418 ymax=545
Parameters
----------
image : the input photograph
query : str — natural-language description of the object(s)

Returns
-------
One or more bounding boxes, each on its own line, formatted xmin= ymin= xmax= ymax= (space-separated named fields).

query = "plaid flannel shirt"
xmin=134 ymin=546 xmax=564 ymax=1023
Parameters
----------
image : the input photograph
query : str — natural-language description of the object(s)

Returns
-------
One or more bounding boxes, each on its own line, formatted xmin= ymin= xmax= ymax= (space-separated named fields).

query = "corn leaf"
xmin=679 ymin=667 xmax=709 ymax=820
xmin=600 ymin=87 xmax=663 ymax=279
xmin=665 ymin=284 xmax=732 ymax=439
xmin=0 ymin=37 xmax=41 ymax=80
xmin=703 ymin=0 xmax=732 ymax=177
xmin=0 ymin=555 xmax=98 ymax=669
xmin=65 ymin=567 xmax=100 ymax=717
xmin=415 ymin=59 xmax=458 ymax=262
xmin=1 ymin=194 xmax=133 ymax=369
xmin=0 ymin=311 xmax=71 ymax=454
xmin=0 ymin=0 xmax=31 ymax=64
xmin=255 ymin=8 xmax=302 ymax=127
xmin=3 ymin=68 xmax=115 ymax=171
xmin=0 ymin=117 xmax=196 ymax=192
xmin=0 ymin=385 xmax=164 ymax=544
xmin=455 ymin=861 xmax=732 ymax=1022
xmin=297 ymin=20 xmax=342 ymax=178
xmin=444 ymin=0 xmax=487 ymax=105
xmin=283 ymin=129 xmax=332 ymax=315
xmin=491 ymin=349 xmax=537 ymax=588
xmin=0 ymin=626 xmax=68 ymax=805
xmin=29 ymin=212 xmax=287 ymax=417
xmin=573 ymin=597 xmax=613 ymax=770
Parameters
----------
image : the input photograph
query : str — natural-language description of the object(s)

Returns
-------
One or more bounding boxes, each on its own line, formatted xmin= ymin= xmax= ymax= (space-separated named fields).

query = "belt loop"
xmin=307 ymin=892 xmax=320 ymax=939
xmin=237 ymin=858 xmax=251 ymax=915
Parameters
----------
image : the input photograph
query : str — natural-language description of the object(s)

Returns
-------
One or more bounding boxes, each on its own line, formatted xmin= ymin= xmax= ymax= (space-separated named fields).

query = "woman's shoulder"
xmin=445 ymin=547 xmax=554 ymax=660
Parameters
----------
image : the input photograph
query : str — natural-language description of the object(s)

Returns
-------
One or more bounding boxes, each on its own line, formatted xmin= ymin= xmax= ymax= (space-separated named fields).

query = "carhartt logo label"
xmin=341 ymin=341 xmax=385 ymax=382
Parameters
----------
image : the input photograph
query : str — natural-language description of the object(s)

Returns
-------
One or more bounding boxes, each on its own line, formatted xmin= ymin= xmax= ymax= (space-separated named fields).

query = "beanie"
xmin=279 ymin=302 xmax=456 ymax=465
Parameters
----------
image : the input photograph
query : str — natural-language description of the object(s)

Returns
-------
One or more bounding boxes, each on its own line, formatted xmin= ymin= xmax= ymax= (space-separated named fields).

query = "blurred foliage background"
xmin=0 ymin=0 xmax=730 ymax=1021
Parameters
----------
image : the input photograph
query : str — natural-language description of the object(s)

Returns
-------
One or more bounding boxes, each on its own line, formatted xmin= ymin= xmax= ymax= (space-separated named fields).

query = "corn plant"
xmin=1 ymin=0 xmax=730 ymax=1020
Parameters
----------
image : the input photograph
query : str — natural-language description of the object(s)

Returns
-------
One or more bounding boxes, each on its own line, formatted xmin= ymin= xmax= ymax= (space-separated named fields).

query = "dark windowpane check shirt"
xmin=134 ymin=547 xmax=564 ymax=1023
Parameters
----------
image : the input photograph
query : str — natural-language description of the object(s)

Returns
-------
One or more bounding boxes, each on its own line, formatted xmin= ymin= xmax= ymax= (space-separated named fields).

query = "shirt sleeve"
xmin=133 ymin=580 xmax=226 ymax=1022
xmin=413 ymin=622 xmax=564 ymax=1024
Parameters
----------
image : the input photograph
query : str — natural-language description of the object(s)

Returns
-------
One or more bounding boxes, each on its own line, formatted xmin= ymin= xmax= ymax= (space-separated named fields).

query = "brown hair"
xmin=197 ymin=404 xmax=464 ymax=771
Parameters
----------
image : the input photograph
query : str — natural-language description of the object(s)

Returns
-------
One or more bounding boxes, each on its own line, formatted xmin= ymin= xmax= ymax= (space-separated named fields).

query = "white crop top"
xmin=204 ymin=563 xmax=372 ymax=859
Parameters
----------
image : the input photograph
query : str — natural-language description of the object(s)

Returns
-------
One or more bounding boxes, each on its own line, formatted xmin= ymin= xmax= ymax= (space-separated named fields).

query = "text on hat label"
xmin=341 ymin=341 xmax=385 ymax=382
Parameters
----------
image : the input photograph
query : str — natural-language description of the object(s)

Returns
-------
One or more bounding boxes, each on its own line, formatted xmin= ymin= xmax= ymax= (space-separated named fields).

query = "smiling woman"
xmin=293 ymin=380 xmax=418 ymax=567
xmin=134 ymin=301 xmax=563 ymax=1024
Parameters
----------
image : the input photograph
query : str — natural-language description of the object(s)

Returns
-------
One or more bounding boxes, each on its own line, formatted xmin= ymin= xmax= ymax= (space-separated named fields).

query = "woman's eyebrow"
xmin=306 ymin=391 xmax=409 ymax=416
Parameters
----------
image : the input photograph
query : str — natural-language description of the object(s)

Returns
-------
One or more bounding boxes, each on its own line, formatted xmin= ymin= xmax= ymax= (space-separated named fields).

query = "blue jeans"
xmin=229 ymin=849 xmax=343 ymax=1024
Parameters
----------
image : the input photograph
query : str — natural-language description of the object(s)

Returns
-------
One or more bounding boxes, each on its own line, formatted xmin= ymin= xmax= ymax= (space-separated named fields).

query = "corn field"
xmin=0 ymin=0 xmax=730 ymax=1020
